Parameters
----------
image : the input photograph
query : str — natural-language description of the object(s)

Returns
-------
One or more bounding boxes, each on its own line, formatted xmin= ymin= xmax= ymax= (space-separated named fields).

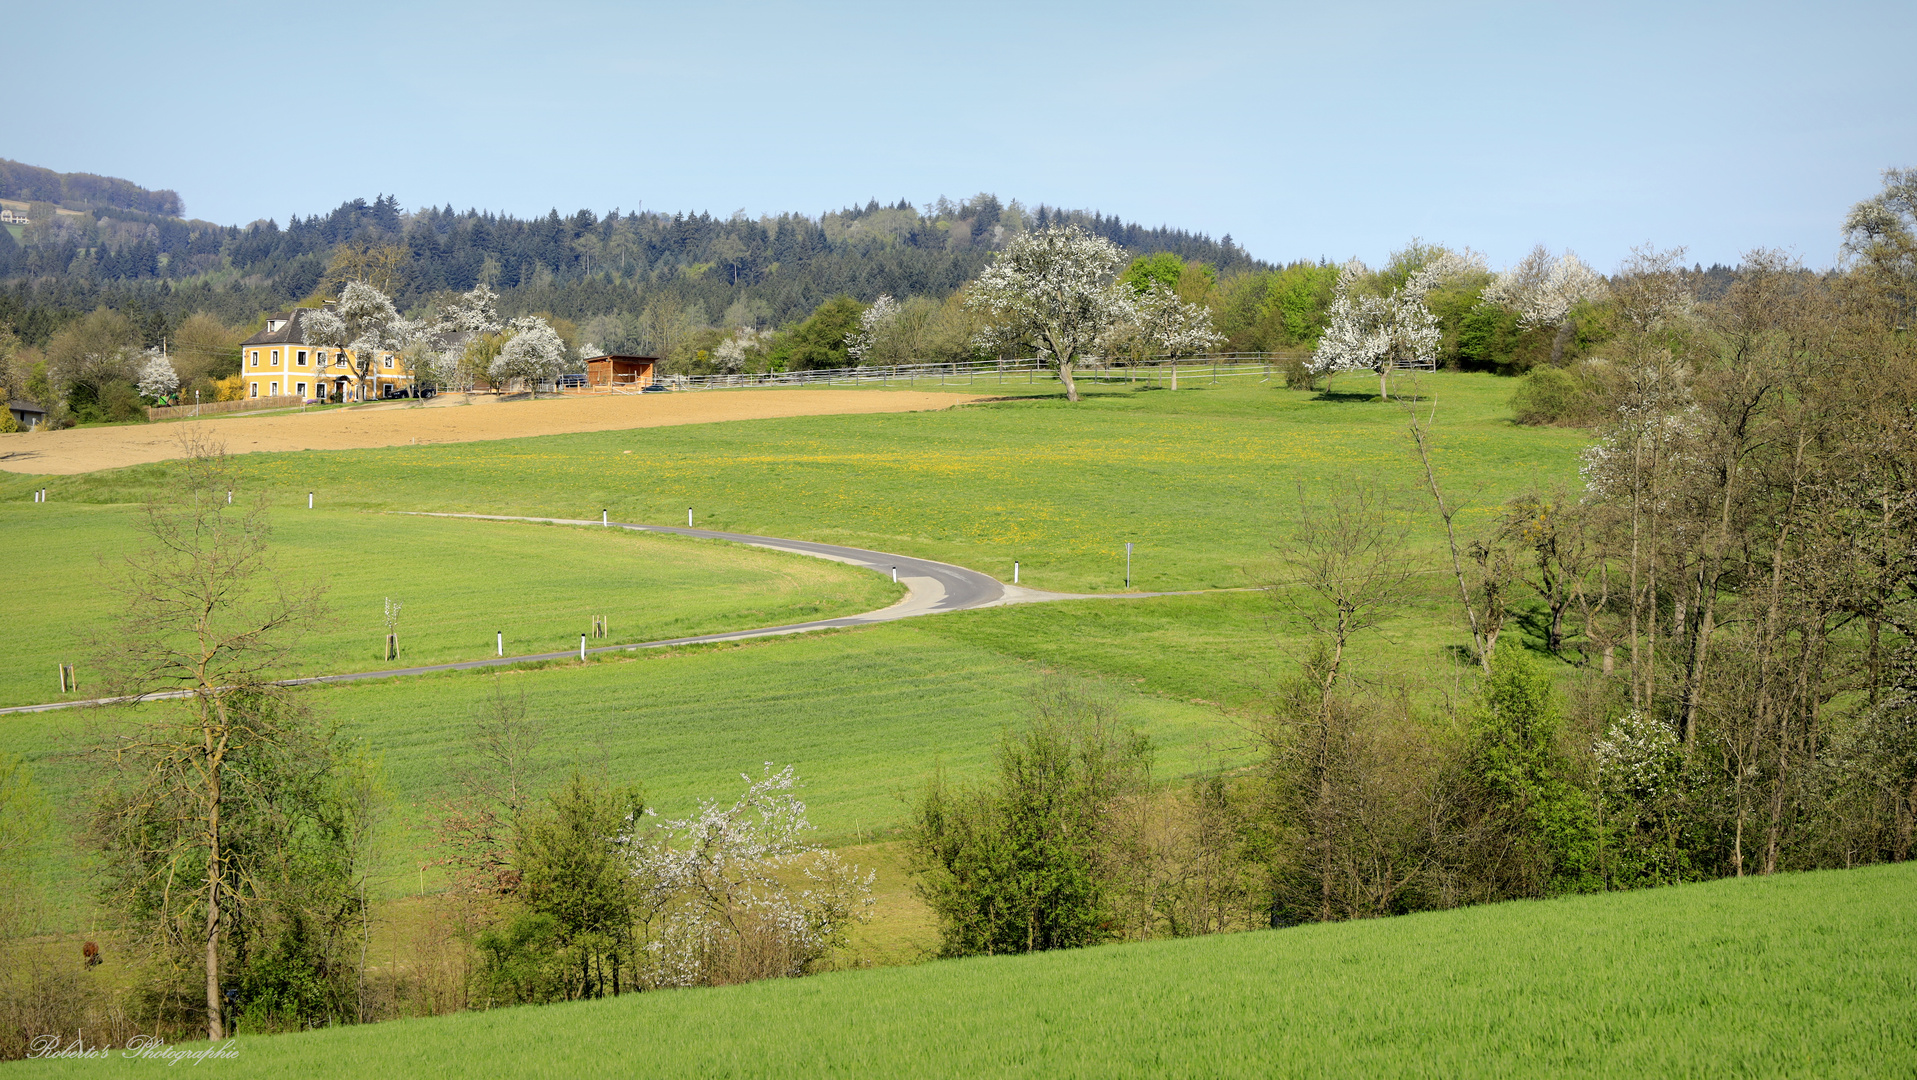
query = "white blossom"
xmin=965 ymin=225 xmax=1137 ymax=401
xmin=1310 ymin=259 xmax=1441 ymax=397
xmin=625 ymin=765 xmax=872 ymax=987
xmin=1126 ymin=281 xmax=1224 ymax=358
xmin=136 ymin=350 xmax=179 ymax=399
xmin=433 ymin=283 xmax=503 ymax=337
xmin=489 ymin=315 xmax=568 ymax=391
xmin=844 ymin=294 xmax=899 ymax=364
xmin=300 ymin=280 xmax=420 ymax=397
xmin=1481 ymin=247 xmax=1608 ymax=328
xmin=713 ymin=327 xmax=772 ymax=375
xmin=1596 ymin=711 xmax=1683 ymax=806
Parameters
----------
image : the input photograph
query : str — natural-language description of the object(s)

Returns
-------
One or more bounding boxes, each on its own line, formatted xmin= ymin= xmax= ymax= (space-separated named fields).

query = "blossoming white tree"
xmin=300 ymin=281 xmax=418 ymax=401
xmin=1311 ymin=259 xmax=1442 ymax=400
xmin=433 ymin=282 xmax=503 ymax=338
xmin=488 ymin=315 xmax=568 ymax=397
xmin=627 ymin=765 xmax=872 ymax=987
xmin=412 ymin=283 xmax=506 ymax=393
xmin=136 ymin=350 xmax=179 ymax=401
xmin=713 ymin=327 xmax=773 ymax=375
xmin=965 ymin=225 xmax=1136 ymax=402
xmin=1130 ymin=281 xmax=1224 ymax=358
xmin=844 ymin=294 xmax=899 ymax=364
xmin=1480 ymin=247 xmax=1608 ymax=364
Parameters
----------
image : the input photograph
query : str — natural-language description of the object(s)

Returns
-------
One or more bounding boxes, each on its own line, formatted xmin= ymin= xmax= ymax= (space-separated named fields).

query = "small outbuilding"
xmin=7 ymin=401 xmax=47 ymax=431
xmin=584 ymin=354 xmax=659 ymax=388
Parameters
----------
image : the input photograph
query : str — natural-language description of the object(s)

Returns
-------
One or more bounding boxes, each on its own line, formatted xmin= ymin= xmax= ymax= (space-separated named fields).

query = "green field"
xmin=0 ymin=505 xmax=899 ymax=708
xmin=2 ymin=613 xmax=1248 ymax=932
xmin=26 ymin=862 xmax=1912 ymax=1077
xmin=7 ymin=373 xmax=1590 ymax=594
xmin=0 ymin=374 xmax=1568 ymax=938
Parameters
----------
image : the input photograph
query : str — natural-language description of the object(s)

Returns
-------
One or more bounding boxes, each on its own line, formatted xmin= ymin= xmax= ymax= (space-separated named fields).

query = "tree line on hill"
xmin=0 ymin=188 xmax=1256 ymax=347
xmin=0 ymin=158 xmax=184 ymax=217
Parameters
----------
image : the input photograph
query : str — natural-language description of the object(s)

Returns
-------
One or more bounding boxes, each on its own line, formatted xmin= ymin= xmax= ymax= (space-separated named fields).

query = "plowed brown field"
xmin=0 ymin=389 xmax=984 ymax=475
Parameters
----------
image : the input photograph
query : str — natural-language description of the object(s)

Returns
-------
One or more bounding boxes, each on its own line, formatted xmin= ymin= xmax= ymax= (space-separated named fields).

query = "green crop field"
xmin=6 ymin=373 xmax=1591 ymax=594
xmin=1 ymin=616 xmax=1249 ymax=932
xmin=0 ymin=374 xmax=1574 ymax=939
xmin=25 ymin=862 xmax=1912 ymax=1077
xmin=0 ymin=505 xmax=899 ymax=708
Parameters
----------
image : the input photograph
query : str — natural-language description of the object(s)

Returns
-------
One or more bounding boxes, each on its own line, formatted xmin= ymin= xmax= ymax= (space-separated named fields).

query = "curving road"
xmin=0 ymin=512 xmax=1129 ymax=716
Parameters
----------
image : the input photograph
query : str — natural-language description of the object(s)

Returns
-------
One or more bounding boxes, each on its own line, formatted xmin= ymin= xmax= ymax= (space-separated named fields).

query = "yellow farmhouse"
xmin=237 ymin=307 xmax=413 ymax=403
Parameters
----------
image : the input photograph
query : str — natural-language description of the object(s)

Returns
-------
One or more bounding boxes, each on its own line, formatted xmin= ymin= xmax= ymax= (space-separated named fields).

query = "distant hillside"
xmin=0 ymin=158 xmax=183 ymax=217
xmin=0 ymin=191 xmax=1268 ymax=348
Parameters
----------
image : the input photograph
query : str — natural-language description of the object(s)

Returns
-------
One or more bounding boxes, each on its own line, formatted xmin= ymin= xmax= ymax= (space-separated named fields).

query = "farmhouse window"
xmin=249 ymin=382 xmax=258 ymax=398
xmin=270 ymin=382 xmax=279 ymax=396
xmin=271 ymin=350 xmax=280 ymax=366
xmin=297 ymin=350 xmax=308 ymax=366
xmin=296 ymin=383 xmax=307 ymax=397
xmin=249 ymin=351 xmax=258 ymax=367
xmin=383 ymin=356 xmax=393 ymax=369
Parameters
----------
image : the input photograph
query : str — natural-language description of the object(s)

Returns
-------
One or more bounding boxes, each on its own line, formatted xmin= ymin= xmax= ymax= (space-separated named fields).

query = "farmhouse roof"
xmin=240 ymin=308 xmax=316 ymax=347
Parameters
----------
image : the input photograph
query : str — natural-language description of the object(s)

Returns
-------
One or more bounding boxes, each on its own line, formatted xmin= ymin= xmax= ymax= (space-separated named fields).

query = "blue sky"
xmin=10 ymin=0 xmax=1912 ymax=271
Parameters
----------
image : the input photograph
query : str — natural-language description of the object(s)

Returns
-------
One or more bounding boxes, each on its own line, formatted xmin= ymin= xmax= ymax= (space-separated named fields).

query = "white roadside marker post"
xmin=497 ymin=631 xmax=503 ymax=657
xmin=1014 ymin=560 xmax=1020 ymax=584
xmin=308 ymin=492 xmax=314 ymax=509
xmin=602 ymin=509 xmax=608 ymax=526
xmin=688 ymin=507 xmax=693 ymax=528
xmin=892 ymin=566 xmax=897 ymax=582
xmin=580 ymin=634 xmax=586 ymax=662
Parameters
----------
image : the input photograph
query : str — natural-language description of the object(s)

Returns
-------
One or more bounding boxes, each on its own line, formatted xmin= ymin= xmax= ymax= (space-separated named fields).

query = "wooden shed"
xmin=584 ymin=355 xmax=659 ymax=388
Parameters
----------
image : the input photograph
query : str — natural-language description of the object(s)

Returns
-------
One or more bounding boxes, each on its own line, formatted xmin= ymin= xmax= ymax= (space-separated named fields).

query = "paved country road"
xmin=0 ymin=513 xmax=1135 ymax=717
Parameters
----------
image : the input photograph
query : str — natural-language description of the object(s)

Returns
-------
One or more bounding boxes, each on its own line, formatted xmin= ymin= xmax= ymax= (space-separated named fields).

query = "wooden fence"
xmin=147 ymin=396 xmax=303 ymax=421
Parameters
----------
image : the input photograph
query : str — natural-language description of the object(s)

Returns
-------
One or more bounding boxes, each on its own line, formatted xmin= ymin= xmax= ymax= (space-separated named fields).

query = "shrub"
xmin=906 ymin=677 xmax=1152 ymax=956
xmin=1510 ymin=366 xmax=1586 ymax=425
xmin=1279 ymin=353 xmax=1317 ymax=391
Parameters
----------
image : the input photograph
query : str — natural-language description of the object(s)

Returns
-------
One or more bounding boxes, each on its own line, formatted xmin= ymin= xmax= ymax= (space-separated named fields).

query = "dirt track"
xmin=0 ymin=389 xmax=985 ymax=475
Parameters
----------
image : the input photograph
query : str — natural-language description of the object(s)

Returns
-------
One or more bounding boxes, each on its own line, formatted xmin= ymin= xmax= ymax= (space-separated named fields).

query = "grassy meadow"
xmin=28 ymin=862 xmax=1913 ymax=1077
xmin=1 ymin=374 xmax=1574 ymax=944
xmin=5 ymin=372 xmax=1592 ymax=594
xmin=2 ymin=613 xmax=1250 ymax=932
xmin=0 ymin=505 xmax=899 ymax=708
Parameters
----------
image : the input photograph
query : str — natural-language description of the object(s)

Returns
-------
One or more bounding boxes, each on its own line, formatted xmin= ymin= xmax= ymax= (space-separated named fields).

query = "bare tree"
xmin=90 ymin=432 xmax=328 ymax=1040
xmin=1401 ymin=383 xmax=1496 ymax=672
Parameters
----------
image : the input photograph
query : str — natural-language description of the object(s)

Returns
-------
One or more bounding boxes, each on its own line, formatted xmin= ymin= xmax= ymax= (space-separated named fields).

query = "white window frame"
xmin=249 ymin=382 xmax=258 ymax=398
xmin=270 ymin=381 xmax=279 ymax=396
xmin=296 ymin=350 xmax=308 ymax=366
xmin=249 ymin=350 xmax=259 ymax=367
